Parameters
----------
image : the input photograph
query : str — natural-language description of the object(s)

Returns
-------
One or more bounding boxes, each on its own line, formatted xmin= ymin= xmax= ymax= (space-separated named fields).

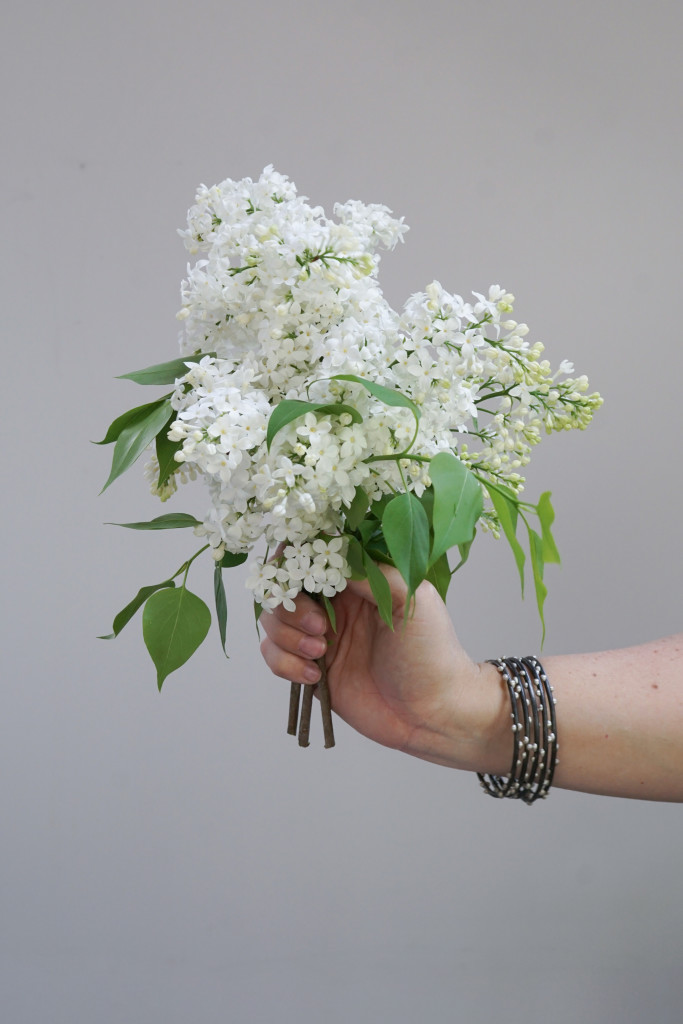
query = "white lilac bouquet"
xmin=99 ymin=166 xmax=602 ymax=747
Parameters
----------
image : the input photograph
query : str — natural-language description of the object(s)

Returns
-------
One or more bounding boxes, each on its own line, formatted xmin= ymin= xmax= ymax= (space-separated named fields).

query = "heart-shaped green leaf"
xmin=142 ymin=586 xmax=211 ymax=690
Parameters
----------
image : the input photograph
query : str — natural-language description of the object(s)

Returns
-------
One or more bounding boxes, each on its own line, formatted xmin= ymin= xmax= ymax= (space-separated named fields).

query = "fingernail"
xmin=303 ymin=664 xmax=321 ymax=682
xmin=301 ymin=612 xmax=325 ymax=634
xmin=299 ymin=636 xmax=326 ymax=658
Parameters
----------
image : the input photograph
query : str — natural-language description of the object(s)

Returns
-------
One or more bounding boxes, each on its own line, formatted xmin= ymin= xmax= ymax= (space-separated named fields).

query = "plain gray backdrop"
xmin=2 ymin=1 xmax=681 ymax=1021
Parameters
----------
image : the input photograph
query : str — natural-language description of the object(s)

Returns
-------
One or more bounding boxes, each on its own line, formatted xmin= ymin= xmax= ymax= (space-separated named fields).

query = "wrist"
xmin=400 ymin=659 xmax=513 ymax=775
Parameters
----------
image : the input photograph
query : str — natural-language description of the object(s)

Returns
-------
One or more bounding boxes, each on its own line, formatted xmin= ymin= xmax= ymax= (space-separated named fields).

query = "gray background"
xmin=2 ymin=1 xmax=681 ymax=1021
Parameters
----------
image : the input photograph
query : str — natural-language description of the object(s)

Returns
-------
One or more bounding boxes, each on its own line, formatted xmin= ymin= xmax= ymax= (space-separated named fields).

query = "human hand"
xmin=259 ymin=567 xmax=510 ymax=772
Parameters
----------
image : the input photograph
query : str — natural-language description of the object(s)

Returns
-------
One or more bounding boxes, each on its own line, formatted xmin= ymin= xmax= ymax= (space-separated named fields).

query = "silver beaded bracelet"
xmin=477 ymin=657 xmax=558 ymax=804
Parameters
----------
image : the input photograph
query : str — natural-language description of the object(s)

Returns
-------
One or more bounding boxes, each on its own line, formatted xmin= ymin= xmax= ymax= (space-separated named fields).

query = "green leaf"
xmin=214 ymin=565 xmax=228 ymax=656
xmin=419 ymin=486 xmax=434 ymax=528
xmin=107 ymin=513 xmax=201 ymax=530
xmin=100 ymin=399 xmax=174 ymax=493
xmin=426 ymin=551 xmax=451 ymax=602
xmin=357 ymin=518 xmax=380 ymax=547
xmin=156 ymin=430 xmax=183 ymax=488
xmin=365 ymin=544 xmax=393 ymax=565
xmin=346 ymin=535 xmax=366 ymax=580
xmin=537 ymin=491 xmax=561 ymax=564
xmin=484 ymin=481 xmax=526 ymax=595
xmin=266 ymin=400 xmax=362 ymax=450
xmin=321 ymin=594 xmax=337 ymax=633
xmin=253 ymin=600 xmax=263 ymax=637
xmin=370 ymin=494 xmax=392 ymax=520
xmin=428 ymin=452 xmax=483 ymax=567
xmin=95 ymin=396 xmax=172 ymax=445
xmin=382 ymin=492 xmax=430 ymax=597
xmin=362 ymin=550 xmax=394 ymax=629
xmin=142 ymin=586 xmax=211 ymax=690
xmin=331 ymin=374 xmax=420 ymax=419
xmin=98 ymin=579 xmax=176 ymax=639
xmin=266 ymin=401 xmax=312 ymax=448
xmin=315 ymin=402 xmax=363 ymax=422
xmin=527 ymin=526 xmax=548 ymax=645
xmin=345 ymin=486 xmax=370 ymax=532
xmin=116 ymin=352 xmax=216 ymax=385
xmin=453 ymin=532 xmax=476 ymax=572
xmin=219 ymin=550 xmax=248 ymax=568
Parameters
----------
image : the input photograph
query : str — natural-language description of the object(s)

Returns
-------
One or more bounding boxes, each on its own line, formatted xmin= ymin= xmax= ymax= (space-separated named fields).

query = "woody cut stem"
xmin=288 ymin=656 xmax=335 ymax=748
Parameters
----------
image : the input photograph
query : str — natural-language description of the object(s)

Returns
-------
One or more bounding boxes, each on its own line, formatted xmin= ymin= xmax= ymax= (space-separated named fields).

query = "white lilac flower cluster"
xmin=150 ymin=166 xmax=601 ymax=612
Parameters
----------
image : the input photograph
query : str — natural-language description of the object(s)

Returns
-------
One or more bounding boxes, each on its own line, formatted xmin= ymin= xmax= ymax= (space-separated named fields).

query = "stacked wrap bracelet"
xmin=477 ymin=657 xmax=558 ymax=805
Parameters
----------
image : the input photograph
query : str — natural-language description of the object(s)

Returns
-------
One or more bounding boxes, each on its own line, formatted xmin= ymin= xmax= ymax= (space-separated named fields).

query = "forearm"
xmin=462 ymin=634 xmax=683 ymax=802
xmin=260 ymin=580 xmax=682 ymax=801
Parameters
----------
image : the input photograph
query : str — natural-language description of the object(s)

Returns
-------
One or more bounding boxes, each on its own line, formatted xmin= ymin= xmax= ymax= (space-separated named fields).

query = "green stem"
xmin=475 ymin=388 xmax=513 ymax=403
xmin=366 ymin=451 xmax=429 ymax=465
xmin=397 ymin=461 xmax=408 ymax=492
xmin=170 ymin=544 xmax=210 ymax=586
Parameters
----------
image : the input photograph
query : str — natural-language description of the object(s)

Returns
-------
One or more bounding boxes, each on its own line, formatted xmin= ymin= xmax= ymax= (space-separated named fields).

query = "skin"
xmin=260 ymin=567 xmax=683 ymax=802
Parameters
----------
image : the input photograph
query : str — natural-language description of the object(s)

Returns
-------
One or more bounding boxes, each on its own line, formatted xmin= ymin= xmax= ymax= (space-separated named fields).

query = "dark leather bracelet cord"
xmin=477 ymin=657 xmax=558 ymax=805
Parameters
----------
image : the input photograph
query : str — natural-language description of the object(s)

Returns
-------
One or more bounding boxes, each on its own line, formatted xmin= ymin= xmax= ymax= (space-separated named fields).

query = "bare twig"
xmin=287 ymin=682 xmax=301 ymax=735
xmin=297 ymin=682 xmax=315 ymax=747
xmin=317 ymin=658 xmax=335 ymax=748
